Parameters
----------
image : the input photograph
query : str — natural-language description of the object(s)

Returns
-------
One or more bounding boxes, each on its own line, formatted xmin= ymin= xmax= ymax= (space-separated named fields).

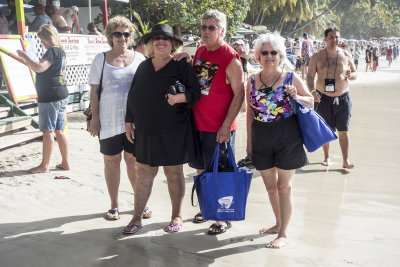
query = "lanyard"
xmin=326 ymin=50 xmax=338 ymax=79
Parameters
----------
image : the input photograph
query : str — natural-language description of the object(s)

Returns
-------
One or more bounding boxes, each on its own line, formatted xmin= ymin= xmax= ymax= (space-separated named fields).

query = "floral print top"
xmin=249 ymin=71 xmax=294 ymax=123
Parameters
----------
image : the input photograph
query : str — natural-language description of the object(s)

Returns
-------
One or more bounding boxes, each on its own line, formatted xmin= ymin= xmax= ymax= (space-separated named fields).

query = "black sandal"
xmin=237 ymin=155 xmax=255 ymax=169
xmin=207 ymin=221 xmax=232 ymax=235
xmin=193 ymin=212 xmax=207 ymax=223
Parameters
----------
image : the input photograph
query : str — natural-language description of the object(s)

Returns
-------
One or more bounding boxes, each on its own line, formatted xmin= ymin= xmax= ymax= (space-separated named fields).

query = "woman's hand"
xmin=285 ymin=85 xmax=298 ymax=100
xmin=167 ymin=94 xmax=177 ymax=106
xmin=125 ymin=123 xmax=135 ymax=144
xmin=167 ymin=93 xmax=187 ymax=106
xmin=89 ymin=117 xmax=101 ymax=137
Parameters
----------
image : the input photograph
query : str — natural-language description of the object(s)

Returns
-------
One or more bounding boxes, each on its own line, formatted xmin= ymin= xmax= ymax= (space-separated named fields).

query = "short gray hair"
xmin=253 ymin=32 xmax=294 ymax=70
xmin=201 ymin=9 xmax=227 ymax=37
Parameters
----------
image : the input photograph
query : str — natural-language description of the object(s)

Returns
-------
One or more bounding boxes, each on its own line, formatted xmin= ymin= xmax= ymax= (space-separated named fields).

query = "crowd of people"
xmin=12 ymin=5 xmax=370 ymax=249
xmin=0 ymin=0 xmax=101 ymax=35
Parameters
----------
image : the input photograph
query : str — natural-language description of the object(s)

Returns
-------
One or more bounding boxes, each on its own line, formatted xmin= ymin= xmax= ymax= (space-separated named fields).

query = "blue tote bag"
xmin=288 ymin=73 xmax=337 ymax=152
xmin=191 ymin=143 xmax=253 ymax=221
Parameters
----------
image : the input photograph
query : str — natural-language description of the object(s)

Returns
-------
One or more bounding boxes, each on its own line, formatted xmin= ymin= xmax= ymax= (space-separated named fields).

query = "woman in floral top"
xmin=246 ymin=32 xmax=313 ymax=249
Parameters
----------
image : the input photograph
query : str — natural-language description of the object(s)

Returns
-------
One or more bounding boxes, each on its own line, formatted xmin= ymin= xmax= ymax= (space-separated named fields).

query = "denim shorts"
xmin=38 ymin=98 xmax=68 ymax=131
xmin=188 ymin=130 xmax=236 ymax=170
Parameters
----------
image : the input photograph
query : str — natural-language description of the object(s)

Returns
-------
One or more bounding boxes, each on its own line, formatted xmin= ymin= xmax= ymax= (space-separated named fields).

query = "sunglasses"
xmin=112 ymin=32 xmax=130 ymax=38
xmin=261 ymin=50 xmax=278 ymax=56
xmin=200 ymin=25 xmax=219 ymax=32
xmin=153 ymin=36 xmax=170 ymax=41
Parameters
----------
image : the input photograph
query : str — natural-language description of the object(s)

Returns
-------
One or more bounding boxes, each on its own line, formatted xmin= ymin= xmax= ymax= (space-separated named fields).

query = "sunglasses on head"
xmin=200 ymin=25 xmax=219 ymax=32
xmin=153 ymin=36 xmax=170 ymax=41
xmin=261 ymin=50 xmax=278 ymax=56
xmin=112 ymin=31 xmax=130 ymax=38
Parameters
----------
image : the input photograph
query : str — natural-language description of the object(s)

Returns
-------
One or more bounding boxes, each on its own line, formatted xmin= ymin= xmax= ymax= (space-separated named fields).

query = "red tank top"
xmin=192 ymin=44 xmax=239 ymax=132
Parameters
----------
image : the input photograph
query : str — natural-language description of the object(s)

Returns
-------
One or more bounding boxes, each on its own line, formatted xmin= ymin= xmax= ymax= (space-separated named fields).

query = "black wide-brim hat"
xmin=141 ymin=24 xmax=183 ymax=45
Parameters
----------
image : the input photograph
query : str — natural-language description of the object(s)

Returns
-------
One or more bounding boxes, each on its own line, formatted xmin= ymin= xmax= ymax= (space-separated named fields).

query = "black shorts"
xmin=354 ymin=59 xmax=359 ymax=65
xmin=188 ymin=130 xmax=236 ymax=170
xmin=99 ymin=133 xmax=135 ymax=156
xmin=315 ymin=92 xmax=352 ymax=132
xmin=302 ymin=56 xmax=310 ymax=66
xmin=366 ymin=58 xmax=371 ymax=63
xmin=251 ymin=116 xmax=308 ymax=171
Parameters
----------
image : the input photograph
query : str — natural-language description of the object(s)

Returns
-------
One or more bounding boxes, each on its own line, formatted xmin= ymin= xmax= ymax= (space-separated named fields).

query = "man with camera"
xmin=176 ymin=9 xmax=244 ymax=235
xmin=307 ymin=27 xmax=357 ymax=169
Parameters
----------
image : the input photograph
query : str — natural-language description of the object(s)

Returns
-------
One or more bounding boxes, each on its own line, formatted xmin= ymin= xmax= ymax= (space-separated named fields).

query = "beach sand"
xmin=1 ymin=59 xmax=400 ymax=266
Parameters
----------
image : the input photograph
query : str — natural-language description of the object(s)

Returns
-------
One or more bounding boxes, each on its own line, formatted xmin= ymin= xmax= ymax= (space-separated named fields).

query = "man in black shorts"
xmin=307 ymin=27 xmax=357 ymax=169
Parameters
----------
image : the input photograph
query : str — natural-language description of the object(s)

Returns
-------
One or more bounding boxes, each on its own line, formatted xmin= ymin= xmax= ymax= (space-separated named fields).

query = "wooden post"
xmin=15 ymin=0 xmax=26 ymax=35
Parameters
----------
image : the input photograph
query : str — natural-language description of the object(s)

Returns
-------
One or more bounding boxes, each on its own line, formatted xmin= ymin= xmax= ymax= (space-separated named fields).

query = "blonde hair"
xmin=253 ymin=32 xmax=293 ymax=70
xmin=37 ymin=24 xmax=63 ymax=49
xmin=145 ymin=38 xmax=182 ymax=58
xmin=104 ymin=16 xmax=134 ymax=48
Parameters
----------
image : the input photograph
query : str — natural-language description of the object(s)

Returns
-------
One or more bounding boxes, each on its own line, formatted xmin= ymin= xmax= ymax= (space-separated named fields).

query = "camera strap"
xmin=325 ymin=50 xmax=338 ymax=92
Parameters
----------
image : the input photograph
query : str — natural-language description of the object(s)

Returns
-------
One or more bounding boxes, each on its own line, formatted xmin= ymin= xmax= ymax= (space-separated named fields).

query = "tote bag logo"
xmin=218 ymin=196 xmax=233 ymax=209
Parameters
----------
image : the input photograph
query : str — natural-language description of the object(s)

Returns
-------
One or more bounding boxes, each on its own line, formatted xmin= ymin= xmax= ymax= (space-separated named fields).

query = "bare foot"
xmin=27 ymin=165 xmax=49 ymax=174
xmin=343 ymin=160 xmax=355 ymax=169
xmin=322 ymin=158 xmax=331 ymax=166
xmin=259 ymin=225 xmax=280 ymax=235
xmin=56 ymin=163 xmax=70 ymax=170
xmin=266 ymin=236 xmax=289 ymax=249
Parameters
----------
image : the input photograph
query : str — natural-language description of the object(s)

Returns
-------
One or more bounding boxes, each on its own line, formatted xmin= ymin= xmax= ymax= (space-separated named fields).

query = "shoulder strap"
xmin=98 ymin=52 xmax=106 ymax=100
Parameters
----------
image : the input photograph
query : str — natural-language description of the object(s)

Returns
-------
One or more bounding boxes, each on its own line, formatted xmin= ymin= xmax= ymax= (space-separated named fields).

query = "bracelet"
xmin=310 ymin=90 xmax=316 ymax=94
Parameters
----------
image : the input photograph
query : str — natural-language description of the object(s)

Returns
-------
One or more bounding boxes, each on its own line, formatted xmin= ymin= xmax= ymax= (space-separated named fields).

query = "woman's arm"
xmin=287 ymin=72 xmax=314 ymax=108
xmin=246 ymin=75 xmax=254 ymax=156
xmin=168 ymin=60 xmax=201 ymax=106
xmin=16 ymin=50 xmax=51 ymax=73
xmin=88 ymin=84 xmax=101 ymax=137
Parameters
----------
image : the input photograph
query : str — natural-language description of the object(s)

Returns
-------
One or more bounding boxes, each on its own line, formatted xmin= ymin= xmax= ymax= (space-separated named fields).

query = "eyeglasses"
xmin=112 ymin=32 xmax=130 ymax=38
xmin=261 ymin=50 xmax=278 ymax=56
xmin=153 ymin=36 xmax=170 ymax=41
xmin=200 ymin=25 xmax=219 ymax=32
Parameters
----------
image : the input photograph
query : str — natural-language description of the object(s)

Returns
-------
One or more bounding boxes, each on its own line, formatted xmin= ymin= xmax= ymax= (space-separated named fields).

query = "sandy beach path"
xmin=1 ymin=58 xmax=400 ymax=267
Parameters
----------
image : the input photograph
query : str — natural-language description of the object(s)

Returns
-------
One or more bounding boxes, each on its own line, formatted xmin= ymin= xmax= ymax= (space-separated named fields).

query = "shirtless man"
xmin=307 ymin=27 xmax=357 ymax=169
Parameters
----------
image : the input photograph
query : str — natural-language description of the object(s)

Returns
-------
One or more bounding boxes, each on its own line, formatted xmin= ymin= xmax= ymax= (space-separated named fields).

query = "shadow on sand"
xmin=0 ymin=212 xmax=266 ymax=266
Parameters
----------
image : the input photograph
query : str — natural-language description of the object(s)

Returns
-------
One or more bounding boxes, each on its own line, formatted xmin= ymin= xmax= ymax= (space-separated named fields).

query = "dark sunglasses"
xmin=200 ymin=25 xmax=219 ymax=32
xmin=153 ymin=36 xmax=170 ymax=41
xmin=112 ymin=31 xmax=130 ymax=38
xmin=261 ymin=50 xmax=278 ymax=56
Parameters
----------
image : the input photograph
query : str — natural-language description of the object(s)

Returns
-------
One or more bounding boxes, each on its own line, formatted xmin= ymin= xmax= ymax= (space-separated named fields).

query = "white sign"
xmin=59 ymin=34 xmax=110 ymax=66
xmin=0 ymin=37 xmax=37 ymax=101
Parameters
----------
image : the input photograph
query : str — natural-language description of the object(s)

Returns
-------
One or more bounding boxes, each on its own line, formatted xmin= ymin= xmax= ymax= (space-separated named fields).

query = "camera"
xmin=167 ymin=81 xmax=186 ymax=95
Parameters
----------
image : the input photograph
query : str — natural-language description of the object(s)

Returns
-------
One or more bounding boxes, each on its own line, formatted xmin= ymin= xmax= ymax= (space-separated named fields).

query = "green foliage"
xmin=127 ymin=0 xmax=250 ymax=38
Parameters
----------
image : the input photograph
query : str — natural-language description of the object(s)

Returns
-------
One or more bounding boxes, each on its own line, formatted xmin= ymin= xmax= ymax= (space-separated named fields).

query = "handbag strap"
xmin=98 ymin=52 xmax=106 ymax=100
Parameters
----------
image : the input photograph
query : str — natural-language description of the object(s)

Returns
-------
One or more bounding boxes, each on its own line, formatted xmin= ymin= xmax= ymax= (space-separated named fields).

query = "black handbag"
xmin=84 ymin=52 xmax=106 ymax=131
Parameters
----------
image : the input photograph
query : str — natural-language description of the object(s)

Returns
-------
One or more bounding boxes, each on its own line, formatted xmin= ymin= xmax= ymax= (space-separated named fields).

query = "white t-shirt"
xmin=89 ymin=51 xmax=145 ymax=140
xmin=293 ymin=42 xmax=301 ymax=56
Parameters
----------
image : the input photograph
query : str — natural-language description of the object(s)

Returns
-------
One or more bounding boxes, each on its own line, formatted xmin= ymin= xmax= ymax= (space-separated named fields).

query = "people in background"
xmin=63 ymin=6 xmax=81 ymax=34
xmin=30 ymin=4 xmax=53 ymax=32
xmin=45 ymin=5 xmax=71 ymax=33
xmin=87 ymin=22 xmax=102 ymax=35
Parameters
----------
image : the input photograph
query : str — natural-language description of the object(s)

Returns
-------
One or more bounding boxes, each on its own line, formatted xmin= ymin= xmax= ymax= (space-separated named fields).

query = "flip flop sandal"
xmin=164 ymin=222 xmax=183 ymax=233
xmin=105 ymin=209 xmax=119 ymax=220
xmin=207 ymin=221 xmax=232 ymax=235
xmin=123 ymin=224 xmax=142 ymax=234
xmin=193 ymin=212 xmax=207 ymax=223
xmin=142 ymin=206 xmax=152 ymax=219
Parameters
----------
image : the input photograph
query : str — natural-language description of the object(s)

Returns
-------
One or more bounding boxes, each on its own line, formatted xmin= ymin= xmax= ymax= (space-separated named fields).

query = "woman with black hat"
xmin=124 ymin=24 xmax=201 ymax=234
